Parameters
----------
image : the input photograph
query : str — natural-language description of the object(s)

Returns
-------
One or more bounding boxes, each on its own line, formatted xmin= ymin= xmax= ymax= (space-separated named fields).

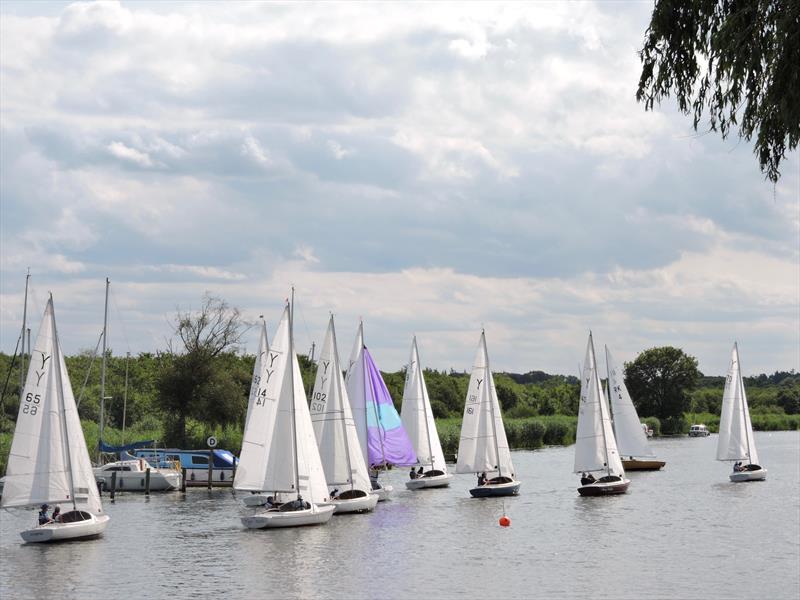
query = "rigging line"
xmin=109 ymin=284 xmax=133 ymax=353
xmin=0 ymin=335 xmax=22 ymax=416
xmin=296 ymin=299 xmax=314 ymax=358
xmin=75 ymin=331 xmax=104 ymax=410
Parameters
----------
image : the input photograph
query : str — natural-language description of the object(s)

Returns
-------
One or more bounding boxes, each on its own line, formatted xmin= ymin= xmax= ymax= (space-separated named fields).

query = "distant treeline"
xmin=0 ymin=351 xmax=797 ymax=451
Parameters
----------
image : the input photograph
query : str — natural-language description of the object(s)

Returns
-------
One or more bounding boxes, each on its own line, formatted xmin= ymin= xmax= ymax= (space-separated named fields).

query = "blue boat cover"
xmin=99 ymin=439 xmax=155 ymax=453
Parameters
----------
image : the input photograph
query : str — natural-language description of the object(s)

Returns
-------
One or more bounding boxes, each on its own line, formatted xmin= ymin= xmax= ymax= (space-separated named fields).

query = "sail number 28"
xmin=22 ymin=392 xmax=41 ymax=416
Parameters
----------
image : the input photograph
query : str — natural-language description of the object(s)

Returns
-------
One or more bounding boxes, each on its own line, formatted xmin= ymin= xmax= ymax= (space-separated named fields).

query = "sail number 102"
xmin=22 ymin=392 xmax=41 ymax=415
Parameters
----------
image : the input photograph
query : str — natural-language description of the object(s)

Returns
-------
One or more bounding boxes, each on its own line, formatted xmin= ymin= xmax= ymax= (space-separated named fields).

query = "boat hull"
xmin=578 ymin=478 xmax=630 ymax=496
xmin=241 ymin=504 xmax=335 ymax=529
xmin=332 ymin=493 xmax=379 ymax=514
xmin=730 ymin=468 xmax=767 ymax=482
xmin=469 ymin=479 xmax=521 ymax=498
xmin=95 ymin=471 xmax=181 ymax=491
xmin=621 ymin=459 xmax=665 ymax=471
xmin=405 ymin=473 xmax=454 ymax=490
xmin=21 ymin=514 xmax=110 ymax=543
xmin=373 ymin=484 xmax=393 ymax=502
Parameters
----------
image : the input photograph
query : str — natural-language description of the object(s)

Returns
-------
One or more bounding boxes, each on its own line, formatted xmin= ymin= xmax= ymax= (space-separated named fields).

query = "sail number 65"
xmin=22 ymin=392 xmax=41 ymax=415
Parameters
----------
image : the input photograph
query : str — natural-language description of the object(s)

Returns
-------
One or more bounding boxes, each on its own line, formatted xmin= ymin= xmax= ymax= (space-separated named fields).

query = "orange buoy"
xmin=499 ymin=515 xmax=511 ymax=527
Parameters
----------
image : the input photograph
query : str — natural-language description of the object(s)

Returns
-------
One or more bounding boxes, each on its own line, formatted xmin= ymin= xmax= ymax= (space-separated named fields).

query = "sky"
xmin=1 ymin=1 xmax=798 ymax=377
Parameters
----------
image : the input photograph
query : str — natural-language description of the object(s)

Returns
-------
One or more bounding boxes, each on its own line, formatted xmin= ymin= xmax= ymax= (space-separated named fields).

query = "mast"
xmin=483 ymin=330 xmax=502 ymax=478
xmin=735 ymin=343 xmax=753 ymax=463
xmin=51 ymin=297 xmax=77 ymax=511
xmin=122 ymin=351 xmax=130 ymax=444
xmin=19 ymin=269 xmax=30 ymax=399
xmin=98 ymin=277 xmax=110 ymax=463
xmin=288 ymin=289 xmax=301 ymax=499
xmin=591 ymin=334 xmax=612 ymax=477
xmin=416 ymin=338 xmax=435 ymax=470
xmin=331 ymin=316 xmax=354 ymax=490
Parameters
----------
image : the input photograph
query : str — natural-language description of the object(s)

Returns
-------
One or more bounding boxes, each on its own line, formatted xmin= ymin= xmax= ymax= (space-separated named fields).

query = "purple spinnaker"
xmin=364 ymin=348 xmax=417 ymax=467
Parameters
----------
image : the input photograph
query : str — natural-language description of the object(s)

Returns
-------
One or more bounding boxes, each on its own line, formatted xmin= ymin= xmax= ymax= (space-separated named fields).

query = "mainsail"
xmin=345 ymin=322 xmax=416 ymax=468
xmin=605 ymin=346 xmax=655 ymax=459
xmin=717 ymin=343 xmax=759 ymax=464
xmin=456 ymin=331 xmax=514 ymax=478
xmin=310 ymin=316 xmax=372 ymax=493
xmin=400 ymin=336 xmax=447 ymax=472
xmin=2 ymin=298 xmax=104 ymax=516
xmin=574 ymin=333 xmax=624 ymax=476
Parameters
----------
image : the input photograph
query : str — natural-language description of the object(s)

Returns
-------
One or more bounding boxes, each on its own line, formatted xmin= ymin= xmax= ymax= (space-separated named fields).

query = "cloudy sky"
xmin=1 ymin=1 xmax=797 ymax=377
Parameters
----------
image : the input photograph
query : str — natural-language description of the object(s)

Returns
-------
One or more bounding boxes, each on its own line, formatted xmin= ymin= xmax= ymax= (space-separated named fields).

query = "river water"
xmin=1 ymin=431 xmax=798 ymax=600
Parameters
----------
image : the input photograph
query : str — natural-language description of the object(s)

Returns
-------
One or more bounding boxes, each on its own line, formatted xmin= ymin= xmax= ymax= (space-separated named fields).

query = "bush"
xmin=642 ymin=416 xmax=661 ymax=436
xmin=661 ymin=415 xmax=689 ymax=435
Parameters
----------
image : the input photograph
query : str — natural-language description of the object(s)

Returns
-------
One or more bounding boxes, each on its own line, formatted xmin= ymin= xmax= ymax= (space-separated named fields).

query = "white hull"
xmin=95 ymin=470 xmax=180 ymax=491
xmin=241 ymin=504 xmax=335 ymax=529
xmin=373 ymin=484 xmax=393 ymax=502
xmin=405 ymin=473 xmax=453 ymax=490
xmin=21 ymin=513 xmax=110 ymax=543
xmin=730 ymin=468 xmax=767 ymax=482
xmin=332 ymin=493 xmax=379 ymax=514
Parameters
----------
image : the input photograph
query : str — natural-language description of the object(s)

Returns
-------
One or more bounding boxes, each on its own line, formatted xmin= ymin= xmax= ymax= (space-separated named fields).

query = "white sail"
xmin=2 ymin=298 xmax=104 ymax=516
xmin=717 ymin=343 xmax=759 ymax=464
xmin=400 ymin=337 xmax=447 ymax=472
xmin=456 ymin=331 xmax=514 ymax=477
xmin=235 ymin=307 xmax=293 ymax=492
xmin=242 ymin=322 xmax=268 ymax=432
xmin=344 ymin=322 xmax=369 ymax=468
xmin=310 ymin=316 xmax=372 ymax=493
xmin=574 ymin=333 xmax=625 ymax=475
xmin=605 ymin=346 xmax=654 ymax=458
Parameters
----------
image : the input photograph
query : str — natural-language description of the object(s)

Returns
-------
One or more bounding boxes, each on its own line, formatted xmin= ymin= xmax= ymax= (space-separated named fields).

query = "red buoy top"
xmin=499 ymin=515 xmax=511 ymax=527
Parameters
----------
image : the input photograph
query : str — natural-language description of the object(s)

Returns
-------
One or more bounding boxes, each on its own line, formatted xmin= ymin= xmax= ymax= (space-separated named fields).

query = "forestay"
xmin=456 ymin=331 xmax=514 ymax=478
xmin=400 ymin=337 xmax=447 ymax=472
xmin=606 ymin=346 xmax=654 ymax=458
xmin=717 ymin=343 xmax=759 ymax=464
xmin=1 ymin=298 xmax=103 ymax=516
xmin=574 ymin=333 xmax=624 ymax=476
xmin=310 ymin=316 xmax=372 ymax=493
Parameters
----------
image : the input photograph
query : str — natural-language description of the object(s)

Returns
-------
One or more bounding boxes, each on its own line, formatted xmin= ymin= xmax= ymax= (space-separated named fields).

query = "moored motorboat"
xmin=94 ymin=458 xmax=182 ymax=491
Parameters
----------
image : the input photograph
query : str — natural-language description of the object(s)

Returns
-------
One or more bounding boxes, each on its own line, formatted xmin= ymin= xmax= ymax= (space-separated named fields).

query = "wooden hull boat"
xmin=405 ymin=472 xmax=453 ymax=490
xmin=241 ymin=504 xmax=335 ymax=529
xmin=469 ymin=477 xmax=520 ymax=498
xmin=578 ymin=477 xmax=630 ymax=496
xmin=22 ymin=512 xmax=110 ymax=543
xmin=621 ymin=459 xmax=665 ymax=471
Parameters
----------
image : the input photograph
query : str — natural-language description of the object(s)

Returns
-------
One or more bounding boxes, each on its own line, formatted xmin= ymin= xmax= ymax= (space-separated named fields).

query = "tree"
xmin=158 ymin=294 xmax=250 ymax=446
xmin=624 ymin=347 xmax=700 ymax=426
xmin=637 ymin=0 xmax=800 ymax=182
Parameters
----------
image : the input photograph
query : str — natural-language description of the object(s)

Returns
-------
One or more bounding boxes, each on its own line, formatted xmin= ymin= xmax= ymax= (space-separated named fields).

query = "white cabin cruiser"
xmin=94 ymin=458 xmax=182 ymax=491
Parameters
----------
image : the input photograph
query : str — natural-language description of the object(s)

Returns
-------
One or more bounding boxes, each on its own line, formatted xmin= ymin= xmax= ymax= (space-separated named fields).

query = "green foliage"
xmin=637 ymin=0 xmax=800 ymax=182
xmin=642 ymin=416 xmax=661 ymax=436
xmin=661 ymin=415 xmax=689 ymax=435
xmin=625 ymin=346 xmax=700 ymax=421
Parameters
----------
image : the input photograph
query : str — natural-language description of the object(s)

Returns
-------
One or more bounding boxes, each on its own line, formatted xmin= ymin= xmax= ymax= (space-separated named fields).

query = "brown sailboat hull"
xmin=622 ymin=459 xmax=665 ymax=471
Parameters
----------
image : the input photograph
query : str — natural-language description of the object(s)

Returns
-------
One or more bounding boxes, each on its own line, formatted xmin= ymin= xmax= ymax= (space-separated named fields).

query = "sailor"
xmin=52 ymin=505 xmax=62 ymax=523
xmin=580 ymin=472 xmax=596 ymax=486
xmin=417 ymin=466 xmax=424 ymax=478
xmin=477 ymin=472 xmax=487 ymax=486
xmin=409 ymin=467 xmax=418 ymax=480
xmin=38 ymin=504 xmax=51 ymax=525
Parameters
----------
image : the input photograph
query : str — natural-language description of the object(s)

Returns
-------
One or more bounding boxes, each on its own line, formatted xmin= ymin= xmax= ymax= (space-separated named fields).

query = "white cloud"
xmin=107 ymin=141 xmax=154 ymax=167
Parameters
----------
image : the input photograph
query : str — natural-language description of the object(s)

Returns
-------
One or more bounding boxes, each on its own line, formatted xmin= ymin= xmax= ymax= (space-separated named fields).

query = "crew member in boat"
xmin=38 ymin=504 xmax=52 ymax=525
xmin=580 ymin=472 xmax=596 ymax=486
xmin=52 ymin=505 xmax=62 ymax=523
xmin=417 ymin=466 xmax=424 ymax=478
xmin=330 ymin=488 xmax=339 ymax=498
xmin=477 ymin=472 xmax=487 ymax=486
xmin=409 ymin=467 xmax=418 ymax=480
xmin=733 ymin=461 xmax=744 ymax=472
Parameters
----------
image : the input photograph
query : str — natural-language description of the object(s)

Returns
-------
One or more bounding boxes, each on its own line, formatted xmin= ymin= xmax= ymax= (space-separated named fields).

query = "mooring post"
xmin=207 ymin=451 xmax=213 ymax=490
xmin=110 ymin=471 xmax=117 ymax=502
xmin=181 ymin=467 xmax=187 ymax=493
xmin=145 ymin=468 xmax=151 ymax=496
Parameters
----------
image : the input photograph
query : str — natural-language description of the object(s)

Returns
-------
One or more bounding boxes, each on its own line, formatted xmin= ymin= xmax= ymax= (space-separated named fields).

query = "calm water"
xmin=1 ymin=431 xmax=798 ymax=600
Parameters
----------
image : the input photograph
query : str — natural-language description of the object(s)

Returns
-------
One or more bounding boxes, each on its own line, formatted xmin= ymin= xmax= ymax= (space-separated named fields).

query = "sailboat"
xmin=236 ymin=294 xmax=335 ymax=528
xmin=574 ymin=333 xmax=630 ymax=496
xmin=345 ymin=322 xmax=416 ymax=501
xmin=605 ymin=346 xmax=665 ymax=471
xmin=401 ymin=336 xmax=453 ymax=490
xmin=1 ymin=297 xmax=111 ymax=542
xmin=717 ymin=343 xmax=766 ymax=482
xmin=309 ymin=316 xmax=379 ymax=513
xmin=456 ymin=330 xmax=520 ymax=497
xmin=236 ymin=320 xmax=273 ymax=507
